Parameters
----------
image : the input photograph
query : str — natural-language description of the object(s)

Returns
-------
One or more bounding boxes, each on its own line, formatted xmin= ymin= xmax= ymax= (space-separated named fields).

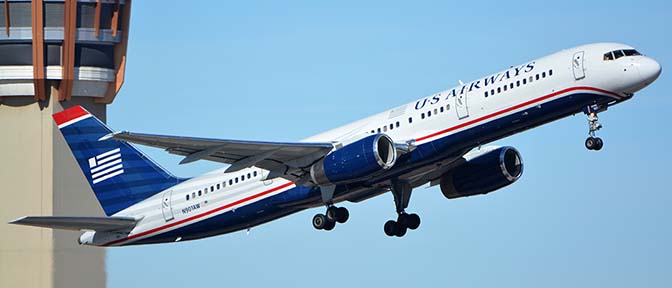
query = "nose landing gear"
xmin=584 ymin=105 xmax=605 ymax=151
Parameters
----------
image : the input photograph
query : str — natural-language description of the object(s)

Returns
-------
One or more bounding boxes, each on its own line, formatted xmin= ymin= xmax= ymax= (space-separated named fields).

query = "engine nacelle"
xmin=311 ymin=134 xmax=397 ymax=185
xmin=440 ymin=146 xmax=523 ymax=199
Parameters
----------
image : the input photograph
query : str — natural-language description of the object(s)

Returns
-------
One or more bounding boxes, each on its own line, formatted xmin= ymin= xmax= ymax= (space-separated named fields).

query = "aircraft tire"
xmin=594 ymin=137 xmax=604 ymax=150
xmin=313 ymin=214 xmax=327 ymax=230
xmin=384 ymin=220 xmax=397 ymax=237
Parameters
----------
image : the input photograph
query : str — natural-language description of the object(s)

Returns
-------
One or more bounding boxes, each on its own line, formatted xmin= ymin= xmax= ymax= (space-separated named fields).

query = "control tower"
xmin=0 ymin=1 xmax=132 ymax=287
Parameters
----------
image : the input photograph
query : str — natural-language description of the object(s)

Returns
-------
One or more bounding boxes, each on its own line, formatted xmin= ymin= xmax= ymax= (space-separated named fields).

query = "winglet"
xmin=52 ymin=106 xmax=92 ymax=128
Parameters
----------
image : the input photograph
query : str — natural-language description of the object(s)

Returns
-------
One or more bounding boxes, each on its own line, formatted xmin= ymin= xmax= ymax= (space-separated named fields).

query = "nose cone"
xmin=640 ymin=57 xmax=662 ymax=84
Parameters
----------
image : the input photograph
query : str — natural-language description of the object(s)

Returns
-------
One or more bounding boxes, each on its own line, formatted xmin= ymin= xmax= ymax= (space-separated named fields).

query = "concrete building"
xmin=0 ymin=1 xmax=131 ymax=287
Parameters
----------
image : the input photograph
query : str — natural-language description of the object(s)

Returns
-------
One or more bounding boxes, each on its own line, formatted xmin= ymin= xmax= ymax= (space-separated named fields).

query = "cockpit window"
xmin=603 ymin=49 xmax=642 ymax=61
xmin=623 ymin=49 xmax=641 ymax=56
xmin=604 ymin=52 xmax=614 ymax=60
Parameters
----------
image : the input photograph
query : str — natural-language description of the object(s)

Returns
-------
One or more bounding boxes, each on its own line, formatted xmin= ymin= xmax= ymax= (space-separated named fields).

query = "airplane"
xmin=10 ymin=42 xmax=661 ymax=246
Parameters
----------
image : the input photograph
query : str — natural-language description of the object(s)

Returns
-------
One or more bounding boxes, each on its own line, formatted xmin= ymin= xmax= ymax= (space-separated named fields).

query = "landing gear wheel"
xmin=384 ymin=220 xmax=397 ymax=237
xmin=395 ymin=225 xmax=407 ymax=237
xmin=326 ymin=206 xmax=339 ymax=222
xmin=594 ymin=137 xmax=604 ymax=151
xmin=383 ymin=220 xmax=408 ymax=237
xmin=585 ymin=137 xmax=597 ymax=150
xmin=323 ymin=220 xmax=336 ymax=231
xmin=312 ymin=214 xmax=327 ymax=230
xmin=406 ymin=213 xmax=421 ymax=230
xmin=326 ymin=206 xmax=349 ymax=223
xmin=336 ymin=207 xmax=349 ymax=223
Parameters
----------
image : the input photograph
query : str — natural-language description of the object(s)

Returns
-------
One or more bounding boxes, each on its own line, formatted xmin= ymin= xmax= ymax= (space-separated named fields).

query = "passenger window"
xmin=235 ymin=177 xmax=239 ymax=183
xmin=549 ymin=69 xmax=553 ymax=76
xmin=509 ymin=83 xmax=514 ymax=89
xmin=247 ymin=173 xmax=251 ymax=179
xmin=543 ymin=72 xmax=547 ymax=78
xmin=516 ymin=80 xmax=520 ymax=87
xmin=613 ymin=50 xmax=624 ymax=59
xmin=491 ymin=89 xmax=495 ymax=95
xmin=535 ymin=74 xmax=540 ymax=80
xmin=211 ymin=186 xmax=214 ymax=192
xmin=229 ymin=179 xmax=233 ymax=185
xmin=446 ymin=104 xmax=450 ymax=110
xmin=408 ymin=117 xmax=413 ymax=123
xmin=485 ymin=91 xmax=489 ymax=97
xmin=186 ymin=194 xmax=190 ymax=201
xmin=497 ymin=87 xmax=501 ymax=93
xmin=377 ymin=128 xmax=381 ymax=133
xmin=421 ymin=113 xmax=425 ymax=119
xmin=383 ymin=126 xmax=388 ymax=132
xmin=523 ymin=78 xmax=527 ymax=85
xmin=440 ymin=106 xmax=444 ymax=112
xmin=198 ymin=190 xmax=202 ymax=196
xmin=389 ymin=124 xmax=394 ymax=130
xmin=217 ymin=184 xmax=220 ymax=190
xmin=434 ymin=108 xmax=438 ymax=115
xmin=503 ymin=85 xmax=507 ymax=91
xmin=192 ymin=192 xmax=196 ymax=198
xmin=427 ymin=110 xmax=432 ymax=117
xmin=395 ymin=121 xmax=400 ymax=128
xmin=529 ymin=76 xmax=534 ymax=82
xmin=253 ymin=171 xmax=258 ymax=177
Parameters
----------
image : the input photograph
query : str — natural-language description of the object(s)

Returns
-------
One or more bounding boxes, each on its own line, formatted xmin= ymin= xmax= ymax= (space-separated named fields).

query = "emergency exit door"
xmin=161 ymin=190 xmax=174 ymax=221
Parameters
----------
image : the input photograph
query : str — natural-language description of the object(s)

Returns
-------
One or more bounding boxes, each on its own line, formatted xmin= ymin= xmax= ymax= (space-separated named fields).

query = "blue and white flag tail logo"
xmin=89 ymin=148 xmax=124 ymax=184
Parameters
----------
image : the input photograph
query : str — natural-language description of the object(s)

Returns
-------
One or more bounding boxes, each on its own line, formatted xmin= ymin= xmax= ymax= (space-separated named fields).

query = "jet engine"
xmin=440 ymin=147 xmax=523 ymax=199
xmin=311 ymin=134 xmax=396 ymax=185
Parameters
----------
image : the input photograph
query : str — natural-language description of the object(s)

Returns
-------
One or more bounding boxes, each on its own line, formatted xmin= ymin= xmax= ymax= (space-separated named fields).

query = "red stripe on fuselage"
xmin=53 ymin=105 xmax=89 ymax=126
xmin=103 ymin=182 xmax=295 ymax=246
xmin=415 ymin=86 xmax=621 ymax=142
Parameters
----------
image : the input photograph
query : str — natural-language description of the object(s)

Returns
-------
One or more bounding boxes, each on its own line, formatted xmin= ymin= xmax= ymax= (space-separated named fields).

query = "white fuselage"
xmin=81 ymin=42 xmax=661 ymax=246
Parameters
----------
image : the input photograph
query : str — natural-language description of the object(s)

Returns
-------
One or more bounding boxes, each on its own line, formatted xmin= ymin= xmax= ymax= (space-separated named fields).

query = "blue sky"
xmin=107 ymin=1 xmax=670 ymax=287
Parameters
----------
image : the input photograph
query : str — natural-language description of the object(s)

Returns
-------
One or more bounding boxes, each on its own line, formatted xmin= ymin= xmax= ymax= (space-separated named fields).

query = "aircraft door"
xmin=455 ymin=91 xmax=469 ymax=119
xmin=572 ymin=51 xmax=586 ymax=80
xmin=161 ymin=190 xmax=174 ymax=221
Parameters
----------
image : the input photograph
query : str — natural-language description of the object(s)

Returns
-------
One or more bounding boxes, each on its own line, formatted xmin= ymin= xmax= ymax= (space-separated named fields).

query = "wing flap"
xmin=9 ymin=216 xmax=137 ymax=232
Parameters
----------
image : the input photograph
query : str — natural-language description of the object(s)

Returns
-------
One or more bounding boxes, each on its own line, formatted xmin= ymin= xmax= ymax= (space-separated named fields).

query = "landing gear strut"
xmin=313 ymin=206 xmax=349 ymax=231
xmin=584 ymin=105 xmax=604 ymax=151
xmin=384 ymin=180 xmax=421 ymax=237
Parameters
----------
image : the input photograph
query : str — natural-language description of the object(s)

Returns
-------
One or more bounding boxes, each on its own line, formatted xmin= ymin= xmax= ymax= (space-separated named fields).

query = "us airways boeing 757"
xmin=10 ymin=43 xmax=661 ymax=245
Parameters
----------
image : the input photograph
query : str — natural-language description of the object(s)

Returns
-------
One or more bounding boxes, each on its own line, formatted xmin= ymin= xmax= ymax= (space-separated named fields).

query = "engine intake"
xmin=311 ymin=134 xmax=397 ymax=185
xmin=440 ymin=146 xmax=523 ymax=199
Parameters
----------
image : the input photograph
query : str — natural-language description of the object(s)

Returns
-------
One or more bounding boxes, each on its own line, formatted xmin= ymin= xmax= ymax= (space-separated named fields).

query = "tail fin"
xmin=53 ymin=106 xmax=181 ymax=216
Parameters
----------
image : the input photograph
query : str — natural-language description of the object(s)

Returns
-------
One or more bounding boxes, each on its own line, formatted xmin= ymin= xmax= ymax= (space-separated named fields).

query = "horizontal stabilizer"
xmin=9 ymin=216 xmax=137 ymax=232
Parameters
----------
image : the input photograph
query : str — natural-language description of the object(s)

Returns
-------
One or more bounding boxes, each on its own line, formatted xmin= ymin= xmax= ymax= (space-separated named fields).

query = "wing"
xmin=9 ymin=216 xmax=137 ymax=232
xmin=107 ymin=131 xmax=335 ymax=182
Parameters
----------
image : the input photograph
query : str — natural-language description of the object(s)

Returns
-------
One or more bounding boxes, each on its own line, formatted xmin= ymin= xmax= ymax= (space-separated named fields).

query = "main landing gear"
xmin=312 ymin=205 xmax=349 ymax=231
xmin=584 ymin=105 xmax=604 ymax=151
xmin=384 ymin=180 xmax=421 ymax=237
